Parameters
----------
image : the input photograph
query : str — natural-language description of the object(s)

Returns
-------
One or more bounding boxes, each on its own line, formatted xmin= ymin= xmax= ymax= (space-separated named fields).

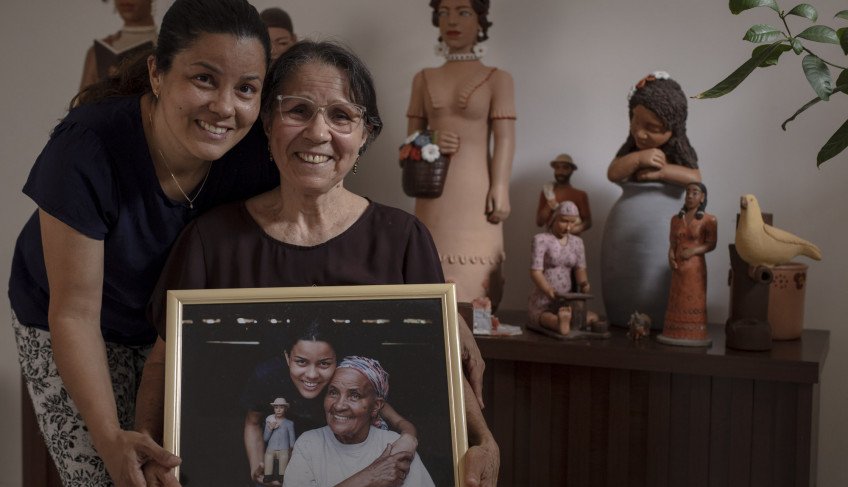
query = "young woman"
xmin=10 ymin=0 xmax=276 ymax=484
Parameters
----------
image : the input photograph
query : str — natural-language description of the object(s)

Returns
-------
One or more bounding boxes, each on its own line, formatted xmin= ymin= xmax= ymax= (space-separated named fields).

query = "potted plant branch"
xmin=696 ymin=0 xmax=848 ymax=166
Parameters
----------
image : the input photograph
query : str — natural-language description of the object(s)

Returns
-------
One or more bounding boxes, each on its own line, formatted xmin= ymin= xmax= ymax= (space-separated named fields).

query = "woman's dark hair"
xmin=615 ymin=77 xmax=698 ymax=169
xmin=261 ymin=41 xmax=383 ymax=154
xmin=677 ymin=182 xmax=708 ymax=220
xmin=73 ymin=0 xmax=270 ymax=107
xmin=285 ymin=319 xmax=339 ymax=355
xmin=430 ymin=0 xmax=492 ymax=42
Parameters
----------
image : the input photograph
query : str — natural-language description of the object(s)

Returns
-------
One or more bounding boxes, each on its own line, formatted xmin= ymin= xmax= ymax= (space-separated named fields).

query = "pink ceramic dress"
xmin=407 ymin=61 xmax=515 ymax=304
xmin=527 ymin=232 xmax=587 ymax=324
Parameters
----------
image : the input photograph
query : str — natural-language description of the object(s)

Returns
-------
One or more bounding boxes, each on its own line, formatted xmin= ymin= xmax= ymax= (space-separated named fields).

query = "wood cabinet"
xmin=478 ymin=311 xmax=827 ymax=487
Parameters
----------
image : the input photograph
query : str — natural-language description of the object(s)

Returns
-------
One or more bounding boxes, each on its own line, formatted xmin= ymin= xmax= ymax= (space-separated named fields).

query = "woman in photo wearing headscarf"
xmin=284 ymin=356 xmax=435 ymax=487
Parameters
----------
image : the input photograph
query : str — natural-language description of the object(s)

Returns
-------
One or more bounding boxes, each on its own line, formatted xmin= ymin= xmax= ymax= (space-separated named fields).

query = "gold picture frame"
xmin=164 ymin=283 xmax=467 ymax=486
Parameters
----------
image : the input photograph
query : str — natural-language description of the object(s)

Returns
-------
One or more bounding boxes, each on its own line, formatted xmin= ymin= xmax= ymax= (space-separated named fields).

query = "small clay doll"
xmin=601 ymin=71 xmax=701 ymax=329
xmin=263 ymin=397 xmax=295 ymax=482
xmin=536 ymin=154 xmax=592 ymax=234
xmin=657 ymin=183 xmax=717 ymax=346
xmin=406 ymin=0 xmax=516 ymax=308
xmin=528 ymin=201 xmax=590 ymax=335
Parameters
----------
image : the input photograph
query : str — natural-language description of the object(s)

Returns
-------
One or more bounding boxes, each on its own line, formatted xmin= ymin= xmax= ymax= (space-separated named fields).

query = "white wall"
xmin=1 ymin=1 xmax=845 ymax=485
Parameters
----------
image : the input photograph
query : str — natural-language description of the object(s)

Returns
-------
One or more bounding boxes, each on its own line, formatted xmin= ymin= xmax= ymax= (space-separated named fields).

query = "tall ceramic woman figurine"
xmin=657 ymin=182 xmax=717 ymax=346
xmin=601 ymin=72 xmax=701 ymax=329
xmin=407 ymin=0 xmax=516 ymax=307
xmin=528 ymin=201 xmax=590 ymax=335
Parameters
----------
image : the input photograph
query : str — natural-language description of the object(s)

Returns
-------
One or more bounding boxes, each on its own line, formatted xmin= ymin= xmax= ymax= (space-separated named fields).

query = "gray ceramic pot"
xmin=601 ymin=181 xmax=684 ymax=329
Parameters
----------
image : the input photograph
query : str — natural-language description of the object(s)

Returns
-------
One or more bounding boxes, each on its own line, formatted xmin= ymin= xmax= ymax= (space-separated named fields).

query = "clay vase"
xmin=768 ymin=262 xmax=808 ymax=340
xmin=601 ymin=181 xmax=684 ymax=329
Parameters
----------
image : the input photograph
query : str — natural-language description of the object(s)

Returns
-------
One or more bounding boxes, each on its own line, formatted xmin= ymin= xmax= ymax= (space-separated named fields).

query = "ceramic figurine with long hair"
xmin=657 ymin=182 xmax=717 ymax=346
xmin=601 ymin=72 xmax=701 ymax=329
xmin=406 ymin=0 xmax=516 ymax=308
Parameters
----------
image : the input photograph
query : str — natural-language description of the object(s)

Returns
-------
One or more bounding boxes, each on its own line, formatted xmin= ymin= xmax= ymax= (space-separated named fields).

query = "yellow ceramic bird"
xmin=735 ymin=194 xmax=822 ymax=267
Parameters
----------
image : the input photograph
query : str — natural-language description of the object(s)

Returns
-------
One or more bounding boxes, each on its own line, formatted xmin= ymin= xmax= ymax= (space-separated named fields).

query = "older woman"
xmin=139 ymin=41 xmax=497 ymax=486
xmin=284 ymin=356 xmax=435 ymax=487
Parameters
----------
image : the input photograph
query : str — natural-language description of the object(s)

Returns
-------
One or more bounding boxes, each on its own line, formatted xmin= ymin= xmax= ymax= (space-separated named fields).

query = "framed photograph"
xmin=163 ymin=284 xmax=467 ymax=486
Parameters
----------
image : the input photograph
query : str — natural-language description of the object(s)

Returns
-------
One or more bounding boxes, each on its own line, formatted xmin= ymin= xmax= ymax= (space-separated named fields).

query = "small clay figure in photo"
xmin=536 ymin=153 xmax=591 ymax=234
xmin=657 ymin=182 xmax=717 ymax=346
xmin=263 ymin=397 xmax=296 ymax=483
xmin=528 ymin=201 xmax=590 ymax=335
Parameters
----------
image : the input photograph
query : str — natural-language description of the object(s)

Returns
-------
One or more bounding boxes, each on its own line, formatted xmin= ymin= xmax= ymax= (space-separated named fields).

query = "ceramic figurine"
xmin=528 ymin=201 xmax=591 ymax=335
xmin=80 ymin=0 xmax=157 ymax=90
xmin=260 ymin=7 xmax=297 ymax=62
xmin=601 ymin=71 xmax=702 ymax=329
xmin=536 ymin=154 xmax=592 ymax=234
xmin=262 ymin=397 xmax=295 ymax=483
xmin=406 ymin=0 xmax=516 ymax=308
xmin=627 ymin=311 xmax=652 ymax=340
xmin=657 ymin=183 xmax=717 ymax=346
xmin=735 ymin=194 xmax=822 ymax=268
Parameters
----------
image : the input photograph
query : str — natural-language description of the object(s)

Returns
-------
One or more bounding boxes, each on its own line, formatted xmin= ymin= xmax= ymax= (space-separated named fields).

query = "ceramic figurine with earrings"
xmin=406 ymin=0 xmax=516 ymax=309
xmin=656 ymin=182 xmax=717 ymax=347
xmin=601 ymin=71 xmax=702 ymax=331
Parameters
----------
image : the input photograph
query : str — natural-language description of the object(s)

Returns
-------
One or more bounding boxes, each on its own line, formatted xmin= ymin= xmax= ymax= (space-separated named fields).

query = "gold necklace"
xmin=148 ymin=108 xmax=212 ymax=210
xmin=157 ymin=148 xmax=211 ymax=210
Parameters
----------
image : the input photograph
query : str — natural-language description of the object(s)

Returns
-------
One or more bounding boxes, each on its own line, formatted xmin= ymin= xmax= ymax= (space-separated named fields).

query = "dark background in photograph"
xmin=174 ymin=297 xmax=456 ymax=486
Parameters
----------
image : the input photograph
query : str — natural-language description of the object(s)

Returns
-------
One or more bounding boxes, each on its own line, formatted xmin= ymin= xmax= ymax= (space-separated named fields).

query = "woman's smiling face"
xmin=266 ymin=61 xmax=368 ymax=196
xmin=324 ymin=368 xmax=382 ymax=444
xmin=285 ymin=339 xmax=337 ymax=399
xmin=149 ymin=33 xmax=265 ymax=165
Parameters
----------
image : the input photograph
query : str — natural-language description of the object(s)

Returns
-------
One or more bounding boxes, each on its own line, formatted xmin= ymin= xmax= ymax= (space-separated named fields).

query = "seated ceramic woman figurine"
xmin=528 ymin=201 xmax=590 ymax=335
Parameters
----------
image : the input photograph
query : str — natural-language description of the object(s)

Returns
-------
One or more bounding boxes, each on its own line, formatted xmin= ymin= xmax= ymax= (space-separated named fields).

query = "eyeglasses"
xmin=276 ymin=95 xmax=366 ymax=134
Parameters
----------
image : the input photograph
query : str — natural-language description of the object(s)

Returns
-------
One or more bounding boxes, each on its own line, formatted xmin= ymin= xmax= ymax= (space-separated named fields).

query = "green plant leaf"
xmin=840 ymin=27 xmax=848 ymax=54
xmin=729 ymin=0 xmax=780 ymax=15
xmin=837 ymin=69 xmax=848 ymax=92
xmin=797 ymin=25 xmax=839 ymax=44
xmin=744 ymin=24 xmax=785 ymax=42
xmin=792 ymin=38 xmax=804 ymax=53
xmin=753 ymin=43 xmax=792 ymax=66
xmin=694 ymin=42 xmax=784 ymax=98
xmin=787 ymin=4 xmax=818 ymax=21
xmin=817 ymin=117 xmax=848 ymax=165
xmin=835 ymin=10 xmax=848 ymax=20
xmin=802 ymin=54 xmax=833 ymax=100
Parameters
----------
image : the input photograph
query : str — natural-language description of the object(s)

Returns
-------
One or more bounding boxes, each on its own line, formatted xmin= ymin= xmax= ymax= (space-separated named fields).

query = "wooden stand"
xmin=480 ymin=310 xmax=827 ymax=487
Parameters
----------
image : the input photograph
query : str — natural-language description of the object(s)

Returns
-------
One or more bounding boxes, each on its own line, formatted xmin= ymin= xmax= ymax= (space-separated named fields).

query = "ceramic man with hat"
xmin=263 ymin=397 xmax=296 ymax=481
xmin=535 ymin=154 xmax=592 ymax=234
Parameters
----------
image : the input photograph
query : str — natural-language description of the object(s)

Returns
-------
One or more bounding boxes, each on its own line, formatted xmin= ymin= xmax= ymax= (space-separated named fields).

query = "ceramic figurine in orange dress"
xmin=407 ymin=0 xmax=516 ymax=307
xmin=657 ymin=182 xmax=717 ymax=346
